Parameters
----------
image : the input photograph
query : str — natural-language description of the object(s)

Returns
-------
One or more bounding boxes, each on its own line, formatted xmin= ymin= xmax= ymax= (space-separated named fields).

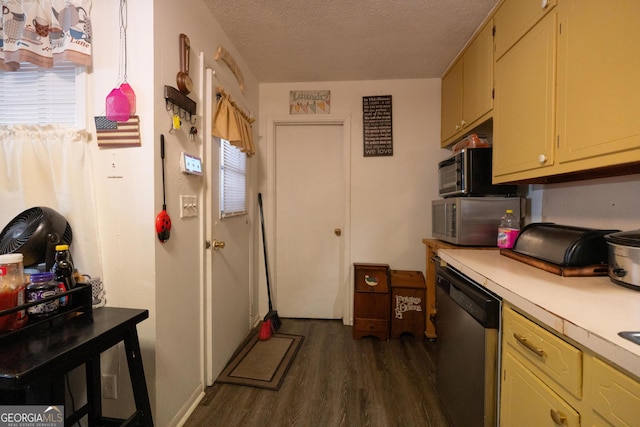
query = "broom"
xmin=258 ymin=193 xmax=281 ymax=331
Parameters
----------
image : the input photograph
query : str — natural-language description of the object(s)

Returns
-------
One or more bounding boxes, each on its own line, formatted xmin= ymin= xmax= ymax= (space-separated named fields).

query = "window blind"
xmin=220 ymin=138 xmax=247 ymax=218
xmin=0 ymin=63 xmax=78 ymax=126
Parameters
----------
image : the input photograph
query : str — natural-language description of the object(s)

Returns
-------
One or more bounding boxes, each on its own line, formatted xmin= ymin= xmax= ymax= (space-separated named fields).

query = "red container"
xmin=0 ymin=253 xmax=28 ymax=332
xmin=0 ymin=286 xmax=27 ymax=332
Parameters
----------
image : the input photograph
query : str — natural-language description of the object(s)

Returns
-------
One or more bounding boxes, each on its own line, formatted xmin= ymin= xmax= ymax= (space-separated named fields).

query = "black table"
xmin=0 ymin=307 xmax=153 ymax=426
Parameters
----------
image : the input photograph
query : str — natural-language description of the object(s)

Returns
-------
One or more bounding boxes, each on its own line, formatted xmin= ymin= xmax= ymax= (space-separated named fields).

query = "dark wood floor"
xmin=184 ymin=318 xmax=453 ymax=427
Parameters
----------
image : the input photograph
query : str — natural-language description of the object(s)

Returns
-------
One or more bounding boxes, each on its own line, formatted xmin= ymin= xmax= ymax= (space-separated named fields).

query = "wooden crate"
xmin=390 ymin=270 xmax=426 ymax=339
xmin=353 ymin=263 xmax=390 ymax=340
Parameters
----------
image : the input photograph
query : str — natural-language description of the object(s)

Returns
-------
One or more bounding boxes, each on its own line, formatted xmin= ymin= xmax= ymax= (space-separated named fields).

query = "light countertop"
xmin=438 ymin=248 xmax=640 ymax=379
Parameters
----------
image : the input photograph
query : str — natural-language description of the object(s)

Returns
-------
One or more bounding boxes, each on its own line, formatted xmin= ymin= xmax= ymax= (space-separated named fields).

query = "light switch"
xmin=180 ymin=195 xmax=198 ymax=218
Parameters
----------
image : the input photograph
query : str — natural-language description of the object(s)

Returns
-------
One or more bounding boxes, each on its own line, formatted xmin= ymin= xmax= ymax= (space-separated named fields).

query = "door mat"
xmin=216 ymin=333 xmax=304 ymax=390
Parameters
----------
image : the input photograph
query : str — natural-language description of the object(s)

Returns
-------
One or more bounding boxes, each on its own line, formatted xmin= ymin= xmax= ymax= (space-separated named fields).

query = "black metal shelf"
xmin=0 ymin=283 xmax=93 ymax=342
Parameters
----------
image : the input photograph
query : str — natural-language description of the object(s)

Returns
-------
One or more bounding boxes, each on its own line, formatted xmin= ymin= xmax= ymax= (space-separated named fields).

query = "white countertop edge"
xmin=439 ymin=248 xmax=640 ymax=379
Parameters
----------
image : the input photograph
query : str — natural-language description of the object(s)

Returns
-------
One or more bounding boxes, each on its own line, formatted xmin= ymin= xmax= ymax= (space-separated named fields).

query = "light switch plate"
xmin=180 ymin=195 xmax=198 ymax=218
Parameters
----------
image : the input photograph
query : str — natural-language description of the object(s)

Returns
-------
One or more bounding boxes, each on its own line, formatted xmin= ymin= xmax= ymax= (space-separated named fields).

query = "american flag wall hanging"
xmin=94 ymin=115 xmax=141 ymax=147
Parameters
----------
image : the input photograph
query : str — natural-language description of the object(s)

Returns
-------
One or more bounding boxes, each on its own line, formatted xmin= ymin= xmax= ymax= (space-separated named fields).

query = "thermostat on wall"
xmin=180 ymin=152 xmax=202 ymax=175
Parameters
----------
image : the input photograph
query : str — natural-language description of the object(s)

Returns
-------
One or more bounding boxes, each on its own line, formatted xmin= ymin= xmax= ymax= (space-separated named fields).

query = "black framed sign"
xmin=362 ymin=95 xmax=393 ymax=157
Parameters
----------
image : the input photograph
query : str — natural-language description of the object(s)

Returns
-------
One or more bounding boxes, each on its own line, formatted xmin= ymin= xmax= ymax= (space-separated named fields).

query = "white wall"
xmin=89 ymin=0 xmax=157 ymax=420
xmin=528 ymin=174 xmax=640 ymax=232
xmin=90 ymin=0 xmax=259 ymax=425
xmin=259 ymin=79 xmax=449 ymax=319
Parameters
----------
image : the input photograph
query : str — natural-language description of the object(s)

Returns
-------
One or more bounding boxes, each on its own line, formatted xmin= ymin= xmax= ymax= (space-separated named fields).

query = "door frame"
xmin=265 ymin=114 xmax=352 ymax=324
xmin=201 ymin=63 xmax=254 ymax=386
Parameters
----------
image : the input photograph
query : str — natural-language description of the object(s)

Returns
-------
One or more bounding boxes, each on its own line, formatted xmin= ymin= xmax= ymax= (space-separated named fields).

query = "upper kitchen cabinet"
xmin=493 ymin=0 xmax=640 ymax=183
xmin=493 ymin=0 xmax=557 ymax=60
xmin=555 ymin=0 xmax=640 ymax=167
xmin=493 ymin=8 xmax=557 ymax=179
xmin=440 ymin=21 xmax=494 ymax=147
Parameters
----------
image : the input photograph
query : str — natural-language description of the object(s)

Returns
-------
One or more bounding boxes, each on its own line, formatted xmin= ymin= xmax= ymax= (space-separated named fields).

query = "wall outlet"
xmin=102 ymin=374 xmax=118 ymax=399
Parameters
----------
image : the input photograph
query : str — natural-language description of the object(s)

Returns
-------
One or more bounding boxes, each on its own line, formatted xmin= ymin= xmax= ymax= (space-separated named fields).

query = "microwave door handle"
xmin=446 ymin=203 xmax=453 ymax=238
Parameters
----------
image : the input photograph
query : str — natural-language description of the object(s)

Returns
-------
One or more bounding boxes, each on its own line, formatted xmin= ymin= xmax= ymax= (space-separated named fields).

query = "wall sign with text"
xmin=362 ymin=95 xmax=393 ymax=157
xmin=290 ymin=90 xmax=331 ymax=114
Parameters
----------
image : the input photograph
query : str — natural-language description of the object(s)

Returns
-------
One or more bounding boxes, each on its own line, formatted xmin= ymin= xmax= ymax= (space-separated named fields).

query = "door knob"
xmin=212 ymin=240 xmax=225 ymax=249
xmin=334 ymin=228 xmax=342 ymax=236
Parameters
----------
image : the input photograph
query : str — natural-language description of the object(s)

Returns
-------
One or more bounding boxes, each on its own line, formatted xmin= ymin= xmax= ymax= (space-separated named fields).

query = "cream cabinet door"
xmin=585 ymin=356 xmax=640 ymax=427
xmin=556 ymin=0 xmax=640 ymax=165
xmin=441 ymin=59 xmax=463 ymax=144
xmin=494 ymin=0 xmax=557 ymax=60
xmin=493 ymin=11 xmax=557 ymax=180
xmin=463 ymin=22 xmax=494 ymax=127
xmin=501 ymin=351 xmax=581 ymax=427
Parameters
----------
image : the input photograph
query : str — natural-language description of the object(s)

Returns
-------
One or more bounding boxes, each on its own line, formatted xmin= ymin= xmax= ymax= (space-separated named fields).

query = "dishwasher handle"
xmin=436 ymin=263 xmax=500 ymax=329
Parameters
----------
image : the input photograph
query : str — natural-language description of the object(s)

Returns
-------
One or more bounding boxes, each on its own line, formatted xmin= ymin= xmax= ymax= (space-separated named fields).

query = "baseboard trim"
xmin=174 ymin=384 xmax=205 ymax=427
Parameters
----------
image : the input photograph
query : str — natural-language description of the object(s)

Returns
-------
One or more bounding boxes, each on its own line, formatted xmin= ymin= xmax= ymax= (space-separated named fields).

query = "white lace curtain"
xmin=0 ymin=125 xmax=103 ymax=278
xmin=1 ymin=0 xmax=92 ymax=71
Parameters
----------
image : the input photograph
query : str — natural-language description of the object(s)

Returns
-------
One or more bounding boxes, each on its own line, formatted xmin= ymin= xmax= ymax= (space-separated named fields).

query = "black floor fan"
xmin=258 ymin=193 xmax=281 ymax=331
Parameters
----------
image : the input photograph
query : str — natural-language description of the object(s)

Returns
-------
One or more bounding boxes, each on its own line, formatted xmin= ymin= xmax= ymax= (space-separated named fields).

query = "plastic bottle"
xmin=497 ymin=209 xmax=520 ymax=249
xmin=51 ymin=244 xmax=76 ymax=307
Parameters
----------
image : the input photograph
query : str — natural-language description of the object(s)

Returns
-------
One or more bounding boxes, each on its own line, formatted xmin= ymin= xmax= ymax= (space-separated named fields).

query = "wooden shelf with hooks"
xmin=164 ymin=85 xmax=196 ymax=124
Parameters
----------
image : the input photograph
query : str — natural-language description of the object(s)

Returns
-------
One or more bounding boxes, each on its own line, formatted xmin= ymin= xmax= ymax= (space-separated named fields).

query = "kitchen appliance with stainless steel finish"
xmin=432 ymin=196 xmax=522 ymax=246
xmin=604 ymin=230 xmax=640 ymax=290
xmin=438 ymin=148 xmax=517 ymax=197
xmin=435 ymin=259 xmax=500 ymax=427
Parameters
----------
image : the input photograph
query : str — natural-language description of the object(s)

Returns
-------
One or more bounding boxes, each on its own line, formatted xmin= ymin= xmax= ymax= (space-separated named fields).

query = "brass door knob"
xmin=212 ymin=240 xmax=225 ymax=250
xmin=334 ymin=228 xmax=342 ymax=236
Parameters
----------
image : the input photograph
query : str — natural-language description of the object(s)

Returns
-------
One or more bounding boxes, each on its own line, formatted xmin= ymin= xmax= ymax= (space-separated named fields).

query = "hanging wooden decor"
xmin=215 ymin=46 xmax=245 ymax=94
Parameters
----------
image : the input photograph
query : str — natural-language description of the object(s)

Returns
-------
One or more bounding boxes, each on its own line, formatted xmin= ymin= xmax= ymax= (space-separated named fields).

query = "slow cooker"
xmin=604 ymin=230 xmax=640 ymax=290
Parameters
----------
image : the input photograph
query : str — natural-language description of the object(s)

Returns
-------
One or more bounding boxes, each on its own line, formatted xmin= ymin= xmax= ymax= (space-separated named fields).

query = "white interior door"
xmin=203 ymin=68 xmax=251 ymax=385
xmin=274 ymin=122 xmax=346 ymax=319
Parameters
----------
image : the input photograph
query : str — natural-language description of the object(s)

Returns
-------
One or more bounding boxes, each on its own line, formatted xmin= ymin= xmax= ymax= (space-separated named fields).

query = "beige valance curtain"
xmin=212 ymin=87 xmax=255 ymax=156
xmin=1 ymin=0 xmax=92 ymax=71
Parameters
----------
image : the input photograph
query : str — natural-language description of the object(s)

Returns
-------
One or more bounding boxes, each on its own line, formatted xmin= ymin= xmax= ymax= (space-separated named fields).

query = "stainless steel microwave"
xmin=439 ymin=148 xmax=517 ymax=197
xmin=432 ymin=197 xmax=522 ymax=246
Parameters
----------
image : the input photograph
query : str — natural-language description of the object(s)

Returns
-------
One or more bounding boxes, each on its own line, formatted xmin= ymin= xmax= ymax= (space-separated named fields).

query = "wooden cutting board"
xmin=500 ymin=249 xmax=609 ymax=277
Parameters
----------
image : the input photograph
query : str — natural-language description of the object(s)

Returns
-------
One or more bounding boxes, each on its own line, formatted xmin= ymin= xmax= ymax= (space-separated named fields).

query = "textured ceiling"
xmin=203 ymin=0 xmax=498 ymax=83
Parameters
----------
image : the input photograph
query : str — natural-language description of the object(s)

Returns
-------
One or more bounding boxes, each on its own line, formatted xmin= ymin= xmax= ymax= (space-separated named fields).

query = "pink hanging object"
xmin=105 ymin=87 xmax=130 ymax=121
xmin=119 ymin=82 xmax=136 ymax=114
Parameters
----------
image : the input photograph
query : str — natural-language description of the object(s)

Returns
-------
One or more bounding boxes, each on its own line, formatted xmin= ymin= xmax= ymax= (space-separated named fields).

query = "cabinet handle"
xmin=549 ymin=409 xmax=567 ymax=425
xmin=513 ymin=333 xmax=546 ymax=357
xmin=538 ymin=154 xmax=548 ymax=164
xmin=455 ymin=124 xmax=461 ymax=131
xmin=461 ymin=120 xmax=467 ymax=128
xmin=541 ymin=0 xmax=550 ymax=9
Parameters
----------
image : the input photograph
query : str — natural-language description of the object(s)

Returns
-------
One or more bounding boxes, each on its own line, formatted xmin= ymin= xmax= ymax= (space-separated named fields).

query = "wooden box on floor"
xmin=390 ymin=270 xmax=426 ymax=339
xmin=353 ymin=263 xmax=390 ymax=340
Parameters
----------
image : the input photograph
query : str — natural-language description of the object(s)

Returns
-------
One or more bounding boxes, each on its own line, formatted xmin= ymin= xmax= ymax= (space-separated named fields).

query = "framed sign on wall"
xmin=363 ymin=95 xmax=393 ymax=157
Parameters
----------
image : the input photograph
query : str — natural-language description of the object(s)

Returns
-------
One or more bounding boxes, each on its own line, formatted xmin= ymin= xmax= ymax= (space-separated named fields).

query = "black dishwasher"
xmin=435 ymin=259 xmax=501 ymax=427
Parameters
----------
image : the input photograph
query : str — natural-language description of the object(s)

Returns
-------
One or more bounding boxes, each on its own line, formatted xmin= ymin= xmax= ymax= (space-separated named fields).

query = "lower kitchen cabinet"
xmin=501 ymin=305 xmax=640 ymax=427
xmin=585 ymin=356 xmax=640 ymax=427
xmin=501 ymin=351 xmax=580 ymax=427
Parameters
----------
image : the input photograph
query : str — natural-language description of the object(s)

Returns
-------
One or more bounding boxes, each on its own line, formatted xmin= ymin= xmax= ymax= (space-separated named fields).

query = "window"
xmin=0 ymin=62 xmax=84 ymax=127
xmin=220 ymin=138 xmax=247 ymax=218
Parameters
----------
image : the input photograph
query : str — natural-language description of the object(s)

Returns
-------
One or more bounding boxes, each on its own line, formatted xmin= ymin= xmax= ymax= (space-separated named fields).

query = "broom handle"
xmin=258 ymin=193 xmax=274 ymax=312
